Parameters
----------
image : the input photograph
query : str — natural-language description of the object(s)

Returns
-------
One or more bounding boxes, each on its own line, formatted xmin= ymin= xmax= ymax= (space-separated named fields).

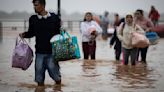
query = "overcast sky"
xmin=0 ymin=0 xmax=164 ymax=15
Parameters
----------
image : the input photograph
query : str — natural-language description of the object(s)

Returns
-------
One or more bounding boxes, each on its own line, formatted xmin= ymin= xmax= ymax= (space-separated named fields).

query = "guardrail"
xmin=0 ymin=19 xmax=163 ymax=32
xmin=0 ymin=19 xmax=82 ymax=32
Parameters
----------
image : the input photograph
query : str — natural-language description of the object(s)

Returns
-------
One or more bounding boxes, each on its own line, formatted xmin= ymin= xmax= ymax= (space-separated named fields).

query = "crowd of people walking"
xmin=15 ymin=0 xmax=161 ymax=89
xmin=80 ymin=6 xmax=160 ymax=66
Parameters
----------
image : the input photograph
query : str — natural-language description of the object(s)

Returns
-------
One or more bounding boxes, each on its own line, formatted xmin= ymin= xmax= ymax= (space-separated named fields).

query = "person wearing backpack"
xmin=110 ymin=14 xmax=124 ymax=61
xmin=19 ymin=0 xmax=61 ymax=86
xmin=117 ymin=14 xmax=144 ymax=65
xmin=134 ymin=9 xmax=154 ymax=64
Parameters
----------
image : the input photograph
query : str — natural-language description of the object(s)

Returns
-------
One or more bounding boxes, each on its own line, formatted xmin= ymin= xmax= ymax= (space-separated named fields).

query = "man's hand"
xmin=110 ymin=45 xmax=112 ymax=48
xmin=19 ymin=33 xmax=25 ymax=38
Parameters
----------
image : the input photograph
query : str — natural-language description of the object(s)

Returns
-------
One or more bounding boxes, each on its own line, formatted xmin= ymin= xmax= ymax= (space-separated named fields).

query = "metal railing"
xmin=0 ymin=19 xmax=82 ymax=32
xmin=0 ymin=19 xmax=163 ymax=36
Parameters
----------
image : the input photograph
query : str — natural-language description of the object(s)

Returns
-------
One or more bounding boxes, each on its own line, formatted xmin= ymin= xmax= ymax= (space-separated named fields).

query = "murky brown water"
xmin=0 ymin=31 xmax=164 ymax=92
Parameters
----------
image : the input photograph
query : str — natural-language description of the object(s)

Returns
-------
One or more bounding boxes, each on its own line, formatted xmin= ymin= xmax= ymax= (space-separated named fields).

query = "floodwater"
xmin=0 ymin=31 xmax=164 ymax=92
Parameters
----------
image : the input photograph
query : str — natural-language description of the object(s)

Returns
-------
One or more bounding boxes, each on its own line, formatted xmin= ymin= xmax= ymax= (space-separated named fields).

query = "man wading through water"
xmin=20 ymin=0 xmax=61 ymax=86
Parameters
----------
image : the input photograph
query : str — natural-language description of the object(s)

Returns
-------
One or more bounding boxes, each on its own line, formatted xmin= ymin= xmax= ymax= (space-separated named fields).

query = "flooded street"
xmin=0 ymin=31 xmax=164 ymax=92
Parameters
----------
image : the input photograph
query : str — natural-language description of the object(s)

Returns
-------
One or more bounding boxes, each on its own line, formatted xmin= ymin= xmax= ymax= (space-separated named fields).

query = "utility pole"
xmin=58 ymin=0 xmax=61 ymax=17
xmin=0 ymin=21 xmax=2 ymax=42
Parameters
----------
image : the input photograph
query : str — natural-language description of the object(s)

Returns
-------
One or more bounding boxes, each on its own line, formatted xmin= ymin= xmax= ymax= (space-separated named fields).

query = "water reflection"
xmin=53 ymin=85 xmax=62 ymax=92
xmin=34 ymin=85 xmax=62 ymax=92
xmin=82 ymin=60 xmax=100 ymax=77
xmin=18 ymin=83 xmax=63 ymax=92
xmin=35 ymin=86 xmax=45 ymax=92
xmin=113 ymin=64 xmax=157 ymax=89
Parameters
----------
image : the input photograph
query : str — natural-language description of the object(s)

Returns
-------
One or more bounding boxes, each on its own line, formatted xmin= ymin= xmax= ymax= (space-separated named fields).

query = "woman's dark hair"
xmin=83 ymin=12 xmax=93 ymax=21
xmin=136 ymin=9 xmax=144 ymax=16
xmin=115 ymin=13 xmax=119 ymax=17
xmin=33 ymin=0 xmax=46 ymax=6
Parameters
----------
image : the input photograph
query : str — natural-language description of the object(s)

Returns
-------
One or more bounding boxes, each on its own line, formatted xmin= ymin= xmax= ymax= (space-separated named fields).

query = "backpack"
xmin=120 ymin=22 xmax=125 ymax=36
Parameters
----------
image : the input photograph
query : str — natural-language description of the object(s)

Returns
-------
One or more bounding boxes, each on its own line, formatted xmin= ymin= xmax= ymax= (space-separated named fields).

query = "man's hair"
xmin=136 ymin=9 xmax=144 ymax=16
xmin=115 ymin=13 xmax=119 ymax=17
xmin=32 ymin=0 xmax=46 ymax=6
xmin=104 ymin=11 xmax=109 ymax=17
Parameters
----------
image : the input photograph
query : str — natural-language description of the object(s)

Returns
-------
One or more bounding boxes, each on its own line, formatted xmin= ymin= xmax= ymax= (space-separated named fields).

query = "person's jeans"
xmin=35 ymin=53 xmax=61 ymax=83
xmin=123 ymin=48 xmax=138 ymax=65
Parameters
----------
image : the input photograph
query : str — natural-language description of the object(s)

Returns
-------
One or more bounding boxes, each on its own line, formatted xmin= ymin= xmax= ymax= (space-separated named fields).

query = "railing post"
xmin=0 ymin=21 xmax=2 ymax=41
xmin=68 ymin=20 xmax=73 ymax=31
xmin=24 ymin=20 xmax=27 ymax=31
xmin=0 ymin=21 xmax=2 ymax=38
xmin=58 ymin=0 xmax=61 ymax=17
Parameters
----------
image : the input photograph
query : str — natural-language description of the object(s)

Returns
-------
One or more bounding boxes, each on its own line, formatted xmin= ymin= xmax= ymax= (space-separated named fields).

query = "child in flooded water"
xmin=117 ymin=14 xmax=145 ymax=65
xmin=80 ymin=12 xmax=102 ymax=60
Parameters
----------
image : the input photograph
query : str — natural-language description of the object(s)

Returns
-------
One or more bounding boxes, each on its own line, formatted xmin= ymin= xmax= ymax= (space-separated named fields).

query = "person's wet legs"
xmin=141 ymin=46 xmax=149 ymax=64
xmin=123 ymin=48 xmax=130 ymax=65
xmin=46 ymin=55 xmax=61 ymax=85
xmin=130 ymin=48 xmax=138 ymax=65
xmin=35 ymin=54 xmax=46 ymax=86
xmin=82 ymin=42 xmax=89 ymax=59
xmin=90 ymin=41 xmax=96 ymax=60
xmin=115 ymin=49 xmax=121 ymax=61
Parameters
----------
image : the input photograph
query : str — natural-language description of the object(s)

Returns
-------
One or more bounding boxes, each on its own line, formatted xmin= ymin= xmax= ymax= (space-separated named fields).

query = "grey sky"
xmin=0 ymin=0 xmax=164 ymax=15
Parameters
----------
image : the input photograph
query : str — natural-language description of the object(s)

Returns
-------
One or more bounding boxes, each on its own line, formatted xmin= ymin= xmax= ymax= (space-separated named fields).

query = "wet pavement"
xmin=0 ymin=31 xmax=164 ymax=92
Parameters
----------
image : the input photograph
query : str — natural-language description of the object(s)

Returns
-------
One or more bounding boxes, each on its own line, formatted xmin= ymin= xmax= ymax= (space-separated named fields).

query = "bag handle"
xmin=54 ymin=27 xmax=72 ymax=45
xmin=16 ymin=35 xmax=28 ymax=46
xmin=60 ymin=28 xmax=71 ymax=38
xmin=58 ymin=27 xmax=71 ymax=40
